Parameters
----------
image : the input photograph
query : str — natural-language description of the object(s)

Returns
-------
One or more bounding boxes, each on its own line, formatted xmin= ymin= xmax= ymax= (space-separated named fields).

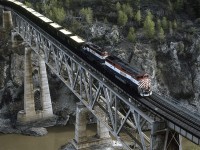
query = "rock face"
xmin=48 ymin=72 xmax=79 ymax=125
xmin=156 ymin=42 xmax=194 ymax=99
xmin=10 ymin=53 xmax=24 ymax=87
xmin=90 ymin=23 xmax=120 ymax=46
xmin=189 ymin=38 xmax=200 ymax=105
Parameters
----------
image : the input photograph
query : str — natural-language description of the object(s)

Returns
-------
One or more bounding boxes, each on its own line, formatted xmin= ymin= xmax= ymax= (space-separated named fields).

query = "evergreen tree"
xmin=169 ymin=21 xmax=173 ymax=35
xmin=158 ymin=27 xmax=165 ymax=40
xmin=122 ymin=3 xmax=133 ymax=18
xmin=49 ymin=7 xmax=66 ymax=23
xmin=157 ymin=18 xmax=161 ymax=30
xmin=80 ymin=7 xmax=93 ymax=24
xmin=25 ymin=1 xmax=33 ymax=8
xmin=135 ymin=0 xmax=140 ymax=8
xmin=116 ymin=2 xmax=121 ymax=11
xmin=168 ymin=0 xmax=173 ymax=12
xmin=147 ymin=9 xmax=153 ymax=19
xmin=127 ymin=27 xmax=136 ymax=42
xmin=43 ymin=0 xmax=66 ymax=23
xmin=104 ymin=17 xmax=108 ymax=24
xmin=65 ymin=0 xmax=71 ymax=8
xmin=175 ymin=0 xmax=184 ymax=10
xmin=173 ymin=20 xmax=177 ymax=29
xmin=162 ymin=17 xmax=168 ymax=30
xmin=135 ymin=10 xmax=141 ymax=25
xmin=143 ymin=10 xmax=155 ymax=38
xmin=117 ymin=10 xmax=128 ymax=26
xmin=70 ymin=18 xmax=82 ymax=33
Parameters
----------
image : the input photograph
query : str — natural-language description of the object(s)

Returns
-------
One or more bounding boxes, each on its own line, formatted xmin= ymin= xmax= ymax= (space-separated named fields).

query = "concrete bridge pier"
xmin=2 ymin=10 xmax=13 ymax=30
xmin=39 ymin=54 xmax=53 ymax=117
xmin=96 ymin=107 xmax=111 ymax=140
xmin=72 ymin=102 xmax=112 ymax=149
xmin=17 ymin=47 xmax=37 ymax=122
xmin=151 ymin=121 xmax=182 ymax=150
xmin=17 ymin=47 xmax=54 ymax=124
xmin=11 ymin=31 xmax=19 ymax=47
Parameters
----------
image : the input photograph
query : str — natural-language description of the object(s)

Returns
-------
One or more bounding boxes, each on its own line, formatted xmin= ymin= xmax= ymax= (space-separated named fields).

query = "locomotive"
xmin=0 ymin=0 xmax=152 ymax=96
xmin=104 ymin=56 xmax=152 ymax=96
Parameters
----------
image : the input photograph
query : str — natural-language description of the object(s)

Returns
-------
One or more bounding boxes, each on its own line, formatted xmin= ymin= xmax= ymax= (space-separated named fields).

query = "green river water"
xmin=0 ymin=125 xmax=199 ymax=150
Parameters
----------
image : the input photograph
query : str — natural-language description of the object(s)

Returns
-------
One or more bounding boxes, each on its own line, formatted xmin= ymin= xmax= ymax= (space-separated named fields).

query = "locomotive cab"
xmin=82 ymin=42 xmax=109 ymax=60
xmin=137 ymin=74 xmax=152 ymax=96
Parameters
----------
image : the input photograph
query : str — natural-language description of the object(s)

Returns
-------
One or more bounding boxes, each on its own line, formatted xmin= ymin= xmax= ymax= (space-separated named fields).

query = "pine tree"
xmin=135 ymin=10 xmax=141 ymax=25
xmin=65 ymin=0 xmax=71 ymax=8
xmin=25 ymin=1 xmax=33 ymax=8
xmin=117 ymin=10 xmax=128 ymax=26
xmin=70 ymin=18 xmax=82 ymax=33
xmin=127 ymin=27 xmax=136 ymax=42
xmin=116 ymin=2 xmax=121 ymax=11
xmin=157 ymin=18 xmax=161 ymax=30
xmin=43 ymin=0 xmax=66 ymax=23
xmin=122 ymin=3 xmax=133 ymax=18
xmin=169 ymin=21 xmax=173 ymax=35
xmin=175 ymin=0 xmax=183 ymax=10
xmin=52 ymin=7 xmax=66 ymax=23
xmin=80 ymin=7 xmax=93 ymax=24
xmin=135 ymin=0 xmax=140 ymax=8
xmin=147 ymin=9 xmax=153 ymax=19
xmin=162 ymin=17 xmax=168 ymax=30
xmin=104 ymin=17 xmax=108 ymax=24
xmin=158 ymin=27 xmax=165 ymax=40
xmin=168 ymin=0 xmax=173 ymax=12
xmin=143 ymin=10 xmax=155 ymax=38
xmin=173 ymin=20 xmax=177 ymax=29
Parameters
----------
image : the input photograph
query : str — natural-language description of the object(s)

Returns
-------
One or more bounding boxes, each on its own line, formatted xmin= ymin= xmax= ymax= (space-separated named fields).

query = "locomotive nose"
xmin=138 ymin=77 xmax=152 ymax=96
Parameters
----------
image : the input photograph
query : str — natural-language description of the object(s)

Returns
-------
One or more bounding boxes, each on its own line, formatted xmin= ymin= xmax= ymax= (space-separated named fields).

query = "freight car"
xmin=0 ymin=0 xmax=152 ymax=96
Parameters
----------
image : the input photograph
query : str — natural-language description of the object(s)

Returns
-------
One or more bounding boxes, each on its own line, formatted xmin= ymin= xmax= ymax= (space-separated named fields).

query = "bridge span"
xmin=0 ymin=1 xmax=200 ymax=150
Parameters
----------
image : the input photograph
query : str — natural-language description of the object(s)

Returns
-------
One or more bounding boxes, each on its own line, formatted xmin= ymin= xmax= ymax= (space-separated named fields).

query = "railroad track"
xmin=144 ymin=93 xmax=200 ymax=138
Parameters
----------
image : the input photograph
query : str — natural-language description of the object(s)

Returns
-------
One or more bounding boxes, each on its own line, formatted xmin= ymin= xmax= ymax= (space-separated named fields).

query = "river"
xmin=0 ymin=125 xmax=199 ymax=150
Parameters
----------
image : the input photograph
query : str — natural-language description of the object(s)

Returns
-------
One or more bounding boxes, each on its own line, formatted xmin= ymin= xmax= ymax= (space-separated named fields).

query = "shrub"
xmin=162 ymin=17 xmax=168 ymax=30
xmin=117 ymin=10 xmax=128 ymax=26
xmin=80 ymin=7 xmax=93 ymax=24
xmin=173 ymin=20 xmax=177 ymax=29
xmin=127 ymin=27 xmax=136 ymax=42
xmin=122 ymin=3 xmax=133 ymax=18
xmin=158 ymin=27 xmax=165 ymax=40
xmin=135 ymin=10 xmax=141 ymax=25
xmin=143 ymin=10 xmax=155 ymax=38
xmin=116 ymin=2 xmax=121 ymax=11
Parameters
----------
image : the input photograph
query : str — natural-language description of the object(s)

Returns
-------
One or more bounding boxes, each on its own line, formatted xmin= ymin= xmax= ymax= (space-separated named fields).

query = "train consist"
xmin=0 ymin=0 xmax=152 ymax=96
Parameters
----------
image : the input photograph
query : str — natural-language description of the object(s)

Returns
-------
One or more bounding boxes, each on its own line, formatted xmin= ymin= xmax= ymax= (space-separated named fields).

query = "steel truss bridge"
xmin=1 ymin=4 xmax=200 ymax=150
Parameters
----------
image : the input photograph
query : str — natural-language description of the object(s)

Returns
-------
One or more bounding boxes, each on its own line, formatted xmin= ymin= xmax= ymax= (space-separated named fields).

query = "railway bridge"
xmin=0 ymin=3 xmax=200 ymax=150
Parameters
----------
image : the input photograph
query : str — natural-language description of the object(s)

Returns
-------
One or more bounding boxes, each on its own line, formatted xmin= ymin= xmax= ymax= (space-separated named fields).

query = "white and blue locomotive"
xmin=0 ymin=0 xmax=152 ymax=96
